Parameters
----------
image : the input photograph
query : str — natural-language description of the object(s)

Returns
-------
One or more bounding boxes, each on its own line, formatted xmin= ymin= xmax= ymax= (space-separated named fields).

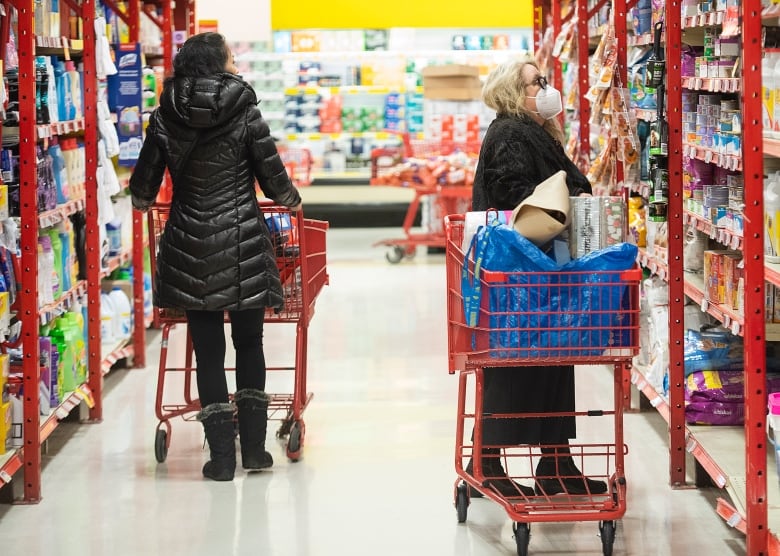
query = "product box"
xmin=569 ymin=196 xmax=627 ymax=258
xmin=108 ymin=43 xmax=143 ymax=167
xmin=703 ymin=249 xmax=741 ymax=304
xmin=421 ymin=65 xmax=482 ymax=100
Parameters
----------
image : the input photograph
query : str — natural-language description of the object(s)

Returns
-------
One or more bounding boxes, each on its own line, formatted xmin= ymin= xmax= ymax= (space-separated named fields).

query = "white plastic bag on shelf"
xmin=94 ymin=17 xmax=118 ymax=79
xmin=97 ymin=100 xmax=120 ymax=157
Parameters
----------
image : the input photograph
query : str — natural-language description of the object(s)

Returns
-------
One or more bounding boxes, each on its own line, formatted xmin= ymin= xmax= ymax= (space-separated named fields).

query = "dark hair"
xmin=173 ymin=32 xmax=228 ymax=78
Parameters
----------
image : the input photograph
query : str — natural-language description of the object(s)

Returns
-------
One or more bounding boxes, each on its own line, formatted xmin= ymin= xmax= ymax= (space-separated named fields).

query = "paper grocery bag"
xmin=511 ymin=170 xmax=571 ymax=246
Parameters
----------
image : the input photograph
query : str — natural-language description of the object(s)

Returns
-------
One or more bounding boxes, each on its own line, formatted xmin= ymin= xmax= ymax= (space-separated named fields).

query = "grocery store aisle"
xmin=0 ymin=227 xmax=745 ymax=555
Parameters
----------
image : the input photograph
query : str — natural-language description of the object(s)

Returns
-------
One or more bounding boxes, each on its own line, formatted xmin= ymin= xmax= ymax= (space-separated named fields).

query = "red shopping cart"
xmin=278 ymin=145 xmax=313 ymax=187
xmin=370 ymin=134 xmax=480 ymax=263
xmin=445 ymin=214 xmax=641 ymax=556
xmin=147 ymin=201 xmax=328 ymax=463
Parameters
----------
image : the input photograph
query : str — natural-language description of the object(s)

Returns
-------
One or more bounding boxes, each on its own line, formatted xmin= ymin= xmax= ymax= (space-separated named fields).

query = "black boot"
xmin=234 ymin=389 xmax=273 ymax=471
xmin=534 ymin=446 xmax=608 ymax=495
xmin=465 ymin=448 xmax=535 ymax=498
xmin=197 ymin=403 xmax=236 ymax=481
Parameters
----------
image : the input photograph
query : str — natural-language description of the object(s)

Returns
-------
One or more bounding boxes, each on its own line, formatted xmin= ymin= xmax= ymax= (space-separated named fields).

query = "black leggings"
xmin=185 ymin=309 xmax=266 ymax=407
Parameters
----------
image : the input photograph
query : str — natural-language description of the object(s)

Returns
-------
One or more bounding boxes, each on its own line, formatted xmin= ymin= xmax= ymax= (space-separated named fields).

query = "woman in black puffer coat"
xmin=130 ymin=33 xmax=301 ymax=481
xmin=466 ymin=57 xmax=607 ymax=498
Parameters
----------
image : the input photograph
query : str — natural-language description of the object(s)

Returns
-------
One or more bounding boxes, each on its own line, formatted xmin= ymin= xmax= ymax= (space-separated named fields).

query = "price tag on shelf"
xmin=658 ymin=268 xmax=667 ymax=280
xmin=718 ymin=229 xmax=726 ymax=244
xmin=730 ymin=235 xmax=740 ymax=250
xmin=650 ymin=396 xmax=662 ymax=407
xmin=731 ymin=321 xmax=740 ymax=335
xmin=723 ymin=314 xmax=731 ymax=327
xmin=727 ymin=513 xmax=742 ymax=527
xmin=700 ymin=298 xmax=709 ymax=312
xmin=0 ymin=470 xmax=11 ymax=483
xmin=731 ymin=157 xmax=740 ymax=172
xmin=704 ymin=149 xmax=713 ymax=164
xmin=709 ymin=226 xmax=717 ymax=239
xmin=649 ymin=261 xmax=658 ymax=274
xmin=55 ymin=406 xmax=69 ymax=419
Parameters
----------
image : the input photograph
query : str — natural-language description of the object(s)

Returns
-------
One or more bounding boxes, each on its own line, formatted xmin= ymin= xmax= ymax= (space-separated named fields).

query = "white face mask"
xmin=528 ymin=86 xmax=563 ymax=120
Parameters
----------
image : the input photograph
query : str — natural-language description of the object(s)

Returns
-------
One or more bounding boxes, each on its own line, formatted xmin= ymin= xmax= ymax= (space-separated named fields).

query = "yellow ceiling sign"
xmin=271 ymin=0 xmax=534 ymax=30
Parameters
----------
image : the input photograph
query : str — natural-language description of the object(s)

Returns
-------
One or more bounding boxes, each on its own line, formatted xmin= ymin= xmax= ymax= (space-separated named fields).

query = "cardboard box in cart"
xmin=422 ymin=65 xmax=482 ymax=100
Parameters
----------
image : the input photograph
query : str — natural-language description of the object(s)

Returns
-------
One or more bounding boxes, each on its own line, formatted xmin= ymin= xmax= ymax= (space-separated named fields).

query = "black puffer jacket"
xmin=472 ymin=114 xmax=591 ymax=212
xmin=129 ymin=73 xmax=301 ymax=311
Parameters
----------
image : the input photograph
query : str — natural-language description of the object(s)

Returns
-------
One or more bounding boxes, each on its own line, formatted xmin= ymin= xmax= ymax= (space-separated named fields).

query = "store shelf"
xmin=683 ymin=9 xmax=726 ymax=27
xmin=683 ymin=141 xmax=742 ymax=172
xmin=40 ymin=383 xmax=95 ymax=444
xmin=630 ymin=367 xmax=669 ymax=422
xmin=102 ymin=247 xmax=134 ymax=278
xmin=687 ymin=425 xmax=780 ymax=537
xmin=36 ymin=118 xmax=86 ymax=139
xmin=101 ymin=340 xmax=134 ymax=375
xmin=34 ymin=35 xmax=83 ymax=56
xmin=282 ymin=130 xmax=412 ymax=142
xmin=765 ymin=137 xmax=780 ymax=158
xmin=683 ymin=209 xmax=742 ymax=250
xmin=0 ymin=449 xmax=22 ymax=487
xmin=284 ymin=85 xmax=424 ymax=95
xmin=38 ymin=280 xmax=88 ymax=326
xmin=637 ymin=246 xmax=669 ymax=280
xmin=37 ymin=195 xmax=86 ymax=228
xmin=682 ymin=76 xmax=741 ymax=93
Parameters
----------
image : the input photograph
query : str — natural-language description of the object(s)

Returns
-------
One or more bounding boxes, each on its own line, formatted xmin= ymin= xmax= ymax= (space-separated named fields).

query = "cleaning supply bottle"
xmin=55 ymin=59 xmax=73 ymax=121
xmin=766 ymin=172 xmax=780 ymax=263
xmin=108 ymin=286 xmax=132 ymax=340
xmin=65 ymin=60 xmax=82 ymax=119
xmin=48 ymin=137 xmax=69 ymax=204
xmin=100 ymin=290 xmax=116 ymax=345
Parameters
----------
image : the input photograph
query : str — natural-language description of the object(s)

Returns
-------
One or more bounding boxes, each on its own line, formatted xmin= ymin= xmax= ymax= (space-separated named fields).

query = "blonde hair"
xmin=482 ymin=57 xmax=564 ymax=145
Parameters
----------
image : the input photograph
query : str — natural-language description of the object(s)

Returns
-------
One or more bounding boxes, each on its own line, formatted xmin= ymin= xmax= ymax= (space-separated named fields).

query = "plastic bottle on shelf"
xmin=55 ymin=59 xmax=74 ymax=121
xmin=106 ymin=217 xmax=122 ymax=256
xmin=100 ymin=291 xmax=116 ymax=345
xmin=765 ymin=172 xmax=780 ymax=264
xmin=763 ymin=52 xmax=776 ymax=138
xmin=108 ymin=286 xmax=132 ymax=341
xmin=48 ymin=138 xmax=69 ymax=204
xmin=65 ymin=60 xmax=83 ymax=119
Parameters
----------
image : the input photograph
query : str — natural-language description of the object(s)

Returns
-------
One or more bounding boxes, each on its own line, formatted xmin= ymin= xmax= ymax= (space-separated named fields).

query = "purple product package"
xmin=685 ymin=401 xmax=744 ymax=425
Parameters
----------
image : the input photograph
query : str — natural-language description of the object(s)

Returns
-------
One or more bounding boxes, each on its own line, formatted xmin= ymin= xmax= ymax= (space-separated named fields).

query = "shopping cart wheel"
xmin=512 ymin=522 xmax=531 ymax=556
xmin=599 ymin=521 xmax=616 ymax=556
xmin=385 ymin=246 xmax=406 ymax=264
xmin=286 ymin=420 xmax=305 ymax=462
xmin=154 ymin=428 xmax=168 ymax=463
xmin=455 ymin=482 xmax=469 ymax=523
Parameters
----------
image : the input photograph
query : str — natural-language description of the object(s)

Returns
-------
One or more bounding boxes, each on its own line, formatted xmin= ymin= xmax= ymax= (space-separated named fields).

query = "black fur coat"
xmin=472 ymin=113 xmax=591 ymax=212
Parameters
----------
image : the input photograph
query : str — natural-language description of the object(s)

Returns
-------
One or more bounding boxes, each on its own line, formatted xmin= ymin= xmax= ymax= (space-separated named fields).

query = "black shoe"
xmin=534 ymin=456 xmax=608 ymax=496
xmin=465 ymin=454 xmax=534 ymax=498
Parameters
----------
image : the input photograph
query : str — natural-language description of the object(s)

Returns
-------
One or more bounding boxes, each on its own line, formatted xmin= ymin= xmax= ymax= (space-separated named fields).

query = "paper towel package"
xmin=569 ymin=196 xmax=627 ymax=258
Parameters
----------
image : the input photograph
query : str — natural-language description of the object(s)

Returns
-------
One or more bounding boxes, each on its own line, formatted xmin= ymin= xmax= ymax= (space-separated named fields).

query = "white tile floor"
xmin=0 ymin=227 xmax=747 ymax=555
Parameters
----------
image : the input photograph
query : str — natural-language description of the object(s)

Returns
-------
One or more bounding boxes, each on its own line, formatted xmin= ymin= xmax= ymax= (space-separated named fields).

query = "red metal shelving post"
xmin=741 ymin=0 xmax=769 ymax=551
xmin=576 ymin=0 xmax=590 ymax=169
xmin=77 ymin=0 xmax=100 ymax=421
xmin=10 ymin=0 xmax=42 ymax=503
xmin=665 ymin=0 xmax=688 ymax=489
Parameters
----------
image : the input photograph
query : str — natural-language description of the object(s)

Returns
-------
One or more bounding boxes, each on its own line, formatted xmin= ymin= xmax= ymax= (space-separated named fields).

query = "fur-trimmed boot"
xmin=465 ymin=448 xmax=535 ymax=498
xmin=197 ymin=403 xmax=236 ymax=481
xmin=234 ymin=389 xmax=273 ymax=471
xmin=534 ymin=445 xmax=607 ymax=495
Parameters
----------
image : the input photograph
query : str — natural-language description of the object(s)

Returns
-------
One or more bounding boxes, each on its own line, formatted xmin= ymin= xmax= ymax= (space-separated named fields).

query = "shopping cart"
xmin=444 ymin=214 xmax=641 ymax=556
xmin=278 ymin=145 xmax=314 ymax=187
xmin=370 ymin=135 xmax=480 ymax=263
xmin=147 ymin=201 xmax=328 ymax=464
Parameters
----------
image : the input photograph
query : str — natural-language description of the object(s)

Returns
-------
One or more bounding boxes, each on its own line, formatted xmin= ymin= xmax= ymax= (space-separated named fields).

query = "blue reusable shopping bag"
xmin=462 ymin=223 xmax=637 ymax=358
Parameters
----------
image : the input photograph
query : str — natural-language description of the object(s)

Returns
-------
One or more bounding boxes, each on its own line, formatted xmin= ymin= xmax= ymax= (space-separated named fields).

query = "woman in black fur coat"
xmin=467 ymin=57 xmax=607 ymax=498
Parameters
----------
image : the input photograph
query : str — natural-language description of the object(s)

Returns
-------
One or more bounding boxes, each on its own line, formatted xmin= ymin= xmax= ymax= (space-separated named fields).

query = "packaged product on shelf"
xmin=569 ymin=196 xmax=627 ymax=259
xmin=685 ymin=400 xmax=744 ymax=425
xmin=684 ymin=327 xmax=743 ymax=376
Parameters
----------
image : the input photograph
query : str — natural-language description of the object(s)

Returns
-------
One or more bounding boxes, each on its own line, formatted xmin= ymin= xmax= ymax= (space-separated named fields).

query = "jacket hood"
xmin=159 ymin=73 xmax=258 ymax=128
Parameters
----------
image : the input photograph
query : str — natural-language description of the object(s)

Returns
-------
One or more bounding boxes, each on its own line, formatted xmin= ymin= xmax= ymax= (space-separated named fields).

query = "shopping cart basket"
xmin=147 ymin=201 xmax=328 ymax=463
xmin=370 ymin=135 xmax=480 ymax=263
xmin=444 ymin=214 xmax=641 ymax=556
xmin=278 ymin=145 xmax=314 ymax=187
